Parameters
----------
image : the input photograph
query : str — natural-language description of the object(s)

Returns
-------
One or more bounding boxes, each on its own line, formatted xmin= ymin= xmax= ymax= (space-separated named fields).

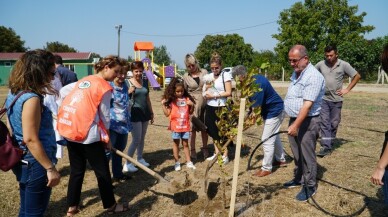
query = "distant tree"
xmin=0 ymin=26 xmax=27 ymax=52
xmin=90 ymin=52 xmax=101 ymax=59
xmin=273 ymin=0 xmax=374 ymax=67
xmin=339 ymin=36 xmax=388 ymax=80
xmin=252 ymin=50 xmax=283 ymax=80
xmin=44 ymin=41 xmax=77 ymax=52
xmin=195 ymin=34 xmax=254 ymax=69
xmin=153 ymin=45 xmax=171 ymax=65
xmin=127 ymin=55 xmax=134 ymax=62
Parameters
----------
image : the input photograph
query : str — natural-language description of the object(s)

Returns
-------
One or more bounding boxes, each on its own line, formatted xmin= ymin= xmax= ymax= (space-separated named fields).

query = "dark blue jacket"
xmin=56 ymin=65 xmax=78 ymax=86
xmin=250 ymin=75 xmax=284 ymax=120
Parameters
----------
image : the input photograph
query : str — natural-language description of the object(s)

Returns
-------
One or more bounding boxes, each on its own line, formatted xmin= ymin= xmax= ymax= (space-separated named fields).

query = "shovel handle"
xmin=111 ymin=148 xmax=169 ymax=183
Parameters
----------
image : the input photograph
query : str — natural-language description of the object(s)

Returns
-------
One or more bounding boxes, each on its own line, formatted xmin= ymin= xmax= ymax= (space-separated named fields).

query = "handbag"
xmin=0 ymin=91 xmax=28 ymax=172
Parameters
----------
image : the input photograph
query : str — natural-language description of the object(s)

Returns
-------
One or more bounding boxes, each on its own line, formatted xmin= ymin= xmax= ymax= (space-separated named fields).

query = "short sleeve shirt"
xmin=284 ymin=63 xmax=325 ymax=118
xmin=206 ymin=71 xmax=232 ymax=107
xmin=315 ymin=59 xmax=357 ymax=102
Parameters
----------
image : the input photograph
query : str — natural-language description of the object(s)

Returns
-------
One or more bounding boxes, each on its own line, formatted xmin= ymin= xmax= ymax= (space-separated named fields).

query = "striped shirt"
xmin=284 ymin=63 xmax=325 ymax=118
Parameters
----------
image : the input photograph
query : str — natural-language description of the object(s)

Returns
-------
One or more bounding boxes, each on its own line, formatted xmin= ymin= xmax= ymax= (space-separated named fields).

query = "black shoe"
xmin=295 ymin=186 xmax=316 ymax=202
xmin=112 ymin=174 xmax=131 ymax=183
xmin=316 ymin=147 xmax=332 ymax=157
xmin=283 ymin=179 xmax=302 ymax=188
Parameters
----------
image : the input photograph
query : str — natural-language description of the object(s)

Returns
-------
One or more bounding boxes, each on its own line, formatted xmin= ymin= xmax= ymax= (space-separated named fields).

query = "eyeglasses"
xmin=211 ymin=66 xmax=220 ymax=71
xmin=288 ymin=55 xmax=306 ymax=64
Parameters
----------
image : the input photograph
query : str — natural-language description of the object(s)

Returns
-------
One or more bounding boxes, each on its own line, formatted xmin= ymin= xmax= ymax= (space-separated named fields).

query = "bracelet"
xmin=46 ymin=165 xmax=56 ymax=172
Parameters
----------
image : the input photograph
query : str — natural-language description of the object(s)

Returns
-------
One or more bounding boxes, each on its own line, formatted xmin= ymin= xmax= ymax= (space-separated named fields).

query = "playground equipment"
xmin=160 ymin=64 xmax=177 ymax=88
xmin=133 ymin=42 xmax=161 ymax=90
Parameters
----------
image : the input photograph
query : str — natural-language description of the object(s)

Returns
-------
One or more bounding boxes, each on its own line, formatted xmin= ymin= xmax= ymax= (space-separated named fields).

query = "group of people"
xmin=5 ymin=43 xmax=388 ymax=216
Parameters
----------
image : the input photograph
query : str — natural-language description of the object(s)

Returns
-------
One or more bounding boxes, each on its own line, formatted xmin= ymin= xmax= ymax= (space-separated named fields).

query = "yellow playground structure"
xmin=133 ymin=41 xmax=176 ymax=89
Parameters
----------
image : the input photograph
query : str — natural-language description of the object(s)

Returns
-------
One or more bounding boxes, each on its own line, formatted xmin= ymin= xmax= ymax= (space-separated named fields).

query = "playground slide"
xmin=144 ymin=70 xmax=161 ymax=90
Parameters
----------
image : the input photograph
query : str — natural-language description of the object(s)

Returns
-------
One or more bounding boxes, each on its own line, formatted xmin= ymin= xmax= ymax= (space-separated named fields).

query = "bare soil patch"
xmin=1 ymin=85 xmax=388 ymax=216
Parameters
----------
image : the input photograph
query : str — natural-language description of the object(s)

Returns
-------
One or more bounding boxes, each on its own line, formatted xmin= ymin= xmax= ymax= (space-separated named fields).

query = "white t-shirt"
xmin=206 ymin=72 xmax=232 ymax=107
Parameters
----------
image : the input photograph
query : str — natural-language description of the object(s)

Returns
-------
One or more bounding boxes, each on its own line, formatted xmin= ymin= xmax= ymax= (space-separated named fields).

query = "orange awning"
xmin=134 ymin=42 xmax=154 ymax=51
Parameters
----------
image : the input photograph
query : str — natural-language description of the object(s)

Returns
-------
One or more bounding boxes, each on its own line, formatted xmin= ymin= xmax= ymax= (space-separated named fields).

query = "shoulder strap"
xmin=0 ymin=91 xmax=30 ymax=119
xmin=222 ymin=71 xmax=225 ymax=91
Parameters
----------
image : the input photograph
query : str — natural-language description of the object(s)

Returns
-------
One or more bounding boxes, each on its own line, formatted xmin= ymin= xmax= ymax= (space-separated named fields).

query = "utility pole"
xmin=115 ymin=25 xmax=122 ymax=57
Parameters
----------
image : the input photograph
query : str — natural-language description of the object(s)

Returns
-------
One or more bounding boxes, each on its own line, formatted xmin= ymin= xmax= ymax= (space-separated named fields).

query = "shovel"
xmin=111 ymin=147 xmax=179 ymax=194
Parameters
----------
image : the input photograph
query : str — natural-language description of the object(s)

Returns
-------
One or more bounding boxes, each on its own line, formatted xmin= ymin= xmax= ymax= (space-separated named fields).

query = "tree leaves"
xmin=214 ymin=69 xmax=263 ymax=162
xmin=0 ymin=26 xmax=27 ymax=52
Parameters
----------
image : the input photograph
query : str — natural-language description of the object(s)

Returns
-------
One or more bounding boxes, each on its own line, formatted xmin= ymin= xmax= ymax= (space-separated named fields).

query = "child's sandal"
xmin=107 ymin=203 xmax=128 ymax=215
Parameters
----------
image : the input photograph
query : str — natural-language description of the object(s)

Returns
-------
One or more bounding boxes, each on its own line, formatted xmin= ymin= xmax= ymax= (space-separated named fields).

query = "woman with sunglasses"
xmin=182 ymin=54 xmax=209 ymax=160
xmin=204 ymin=52 xmax=232 ymax=164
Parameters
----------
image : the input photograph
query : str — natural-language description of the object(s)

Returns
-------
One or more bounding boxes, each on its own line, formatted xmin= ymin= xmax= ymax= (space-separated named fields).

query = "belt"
xmin=290 ymin=115 xmax=319 ymax=120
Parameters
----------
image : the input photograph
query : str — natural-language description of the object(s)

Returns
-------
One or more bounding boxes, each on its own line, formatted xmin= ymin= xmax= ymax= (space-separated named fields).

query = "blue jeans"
xmin=110 ymin=130 xmax=128 ymax=178
xmin=14 ymin=159 xmax=51 ymax=217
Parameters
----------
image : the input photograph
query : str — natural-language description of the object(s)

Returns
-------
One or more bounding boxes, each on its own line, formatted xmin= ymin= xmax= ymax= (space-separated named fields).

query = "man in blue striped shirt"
xmin=283 ymin=45 xmax=325 ymax=202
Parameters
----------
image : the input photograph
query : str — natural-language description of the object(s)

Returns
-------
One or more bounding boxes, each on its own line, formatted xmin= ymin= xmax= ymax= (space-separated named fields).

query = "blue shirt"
xmin=284 ymin=63 xmax=325 ymax=118
xmin=56 ymin=65 xmax=78 ymax=86
xmin=109 ymin=82 xmax=132 ymax=134
xmin=250 ymin=75 xmax=284 ymax=120
xmin=6 ymin=92 xmax=57 ymax=163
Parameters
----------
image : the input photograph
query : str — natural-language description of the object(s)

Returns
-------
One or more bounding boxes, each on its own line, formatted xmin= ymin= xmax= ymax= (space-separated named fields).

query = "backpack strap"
xmin=0 ymin=91 xmax=30 ymax=119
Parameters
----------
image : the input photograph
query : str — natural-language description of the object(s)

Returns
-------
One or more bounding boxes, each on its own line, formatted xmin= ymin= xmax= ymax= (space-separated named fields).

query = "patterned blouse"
xmin=109 ymin=81 xmax=133 ymax=134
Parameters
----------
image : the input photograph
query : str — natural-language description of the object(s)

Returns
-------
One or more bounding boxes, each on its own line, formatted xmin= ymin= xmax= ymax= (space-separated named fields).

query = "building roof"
xmin=0 ymin=52 xmax=91 ymax=61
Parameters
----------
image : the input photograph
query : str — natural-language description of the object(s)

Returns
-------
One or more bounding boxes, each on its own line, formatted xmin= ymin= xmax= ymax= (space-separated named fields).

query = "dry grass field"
xmin=1 ymin=84 xmax=388 ymax=217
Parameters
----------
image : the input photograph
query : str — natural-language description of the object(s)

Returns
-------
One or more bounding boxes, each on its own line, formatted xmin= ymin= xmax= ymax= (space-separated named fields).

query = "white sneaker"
xmin=137 ymin=158 xmax=150 ymax=167
xmin=222 ymin=156 xmax=229 ymax=165
xmin=206 ymin=154 xmax=217 ymax=161
xmin=123 ymin=163 xmax=138 ymax=173
xmin=186 ymin=161 xmax=196 ymax=170
xmin=174 ymin=162 xmax=181 ymax=171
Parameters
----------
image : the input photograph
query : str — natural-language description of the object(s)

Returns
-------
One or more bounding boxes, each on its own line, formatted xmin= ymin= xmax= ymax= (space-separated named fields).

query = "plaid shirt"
xmin=284 ymin=63 xmax=325 ymax=118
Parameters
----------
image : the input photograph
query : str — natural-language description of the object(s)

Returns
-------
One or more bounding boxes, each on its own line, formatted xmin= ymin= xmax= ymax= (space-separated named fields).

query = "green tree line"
xmin=1 ymin=0 xmax=387 ymax=81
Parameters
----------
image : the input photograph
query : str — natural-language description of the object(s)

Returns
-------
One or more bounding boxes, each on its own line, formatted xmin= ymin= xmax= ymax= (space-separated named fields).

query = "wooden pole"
xmin=228 ymin=98 xmax=246 ymax=217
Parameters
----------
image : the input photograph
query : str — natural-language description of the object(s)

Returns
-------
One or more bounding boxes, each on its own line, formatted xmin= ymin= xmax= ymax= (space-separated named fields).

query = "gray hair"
xmin=232 ymin=65 xmax=247 ymax=78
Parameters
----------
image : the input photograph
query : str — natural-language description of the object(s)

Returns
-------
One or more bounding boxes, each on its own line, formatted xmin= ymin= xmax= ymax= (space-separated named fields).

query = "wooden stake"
xmin=229 ymin=98 xmax=246 ymax=217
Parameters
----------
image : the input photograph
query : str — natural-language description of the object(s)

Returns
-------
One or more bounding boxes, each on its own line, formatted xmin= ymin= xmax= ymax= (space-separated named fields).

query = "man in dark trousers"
xmin=54 ymin=55 xmax=78 ymax=86
xmin=284 ymin=45 xmax=325 ymax=202
xmin=315 ymin=45 xmax=361 ymax=157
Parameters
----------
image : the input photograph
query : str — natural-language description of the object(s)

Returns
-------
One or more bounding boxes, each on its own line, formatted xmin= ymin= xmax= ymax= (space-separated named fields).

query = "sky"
xmin=1 ymin=0 xmax=387 ymax=68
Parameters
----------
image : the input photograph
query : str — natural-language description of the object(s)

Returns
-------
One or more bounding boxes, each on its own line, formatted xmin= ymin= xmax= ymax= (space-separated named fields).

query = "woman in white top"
xmin=204 ymin=52 xmax=232 ymax=164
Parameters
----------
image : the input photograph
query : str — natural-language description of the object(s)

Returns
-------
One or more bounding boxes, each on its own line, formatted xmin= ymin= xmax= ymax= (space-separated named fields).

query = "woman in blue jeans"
xmin=7 ymin=49 xmax=61 ymax=217
xmin=109 ymin=60 xmax=132 ymax=181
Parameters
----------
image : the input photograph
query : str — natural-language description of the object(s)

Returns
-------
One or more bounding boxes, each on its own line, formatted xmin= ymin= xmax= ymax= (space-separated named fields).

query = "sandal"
xmin=201 ymin=147 xmax=209 ymax=159
xmin=107 ymin=202 xmax=128 ymax=215
xmin=67 ymin=206 xmax=80 ymax=217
